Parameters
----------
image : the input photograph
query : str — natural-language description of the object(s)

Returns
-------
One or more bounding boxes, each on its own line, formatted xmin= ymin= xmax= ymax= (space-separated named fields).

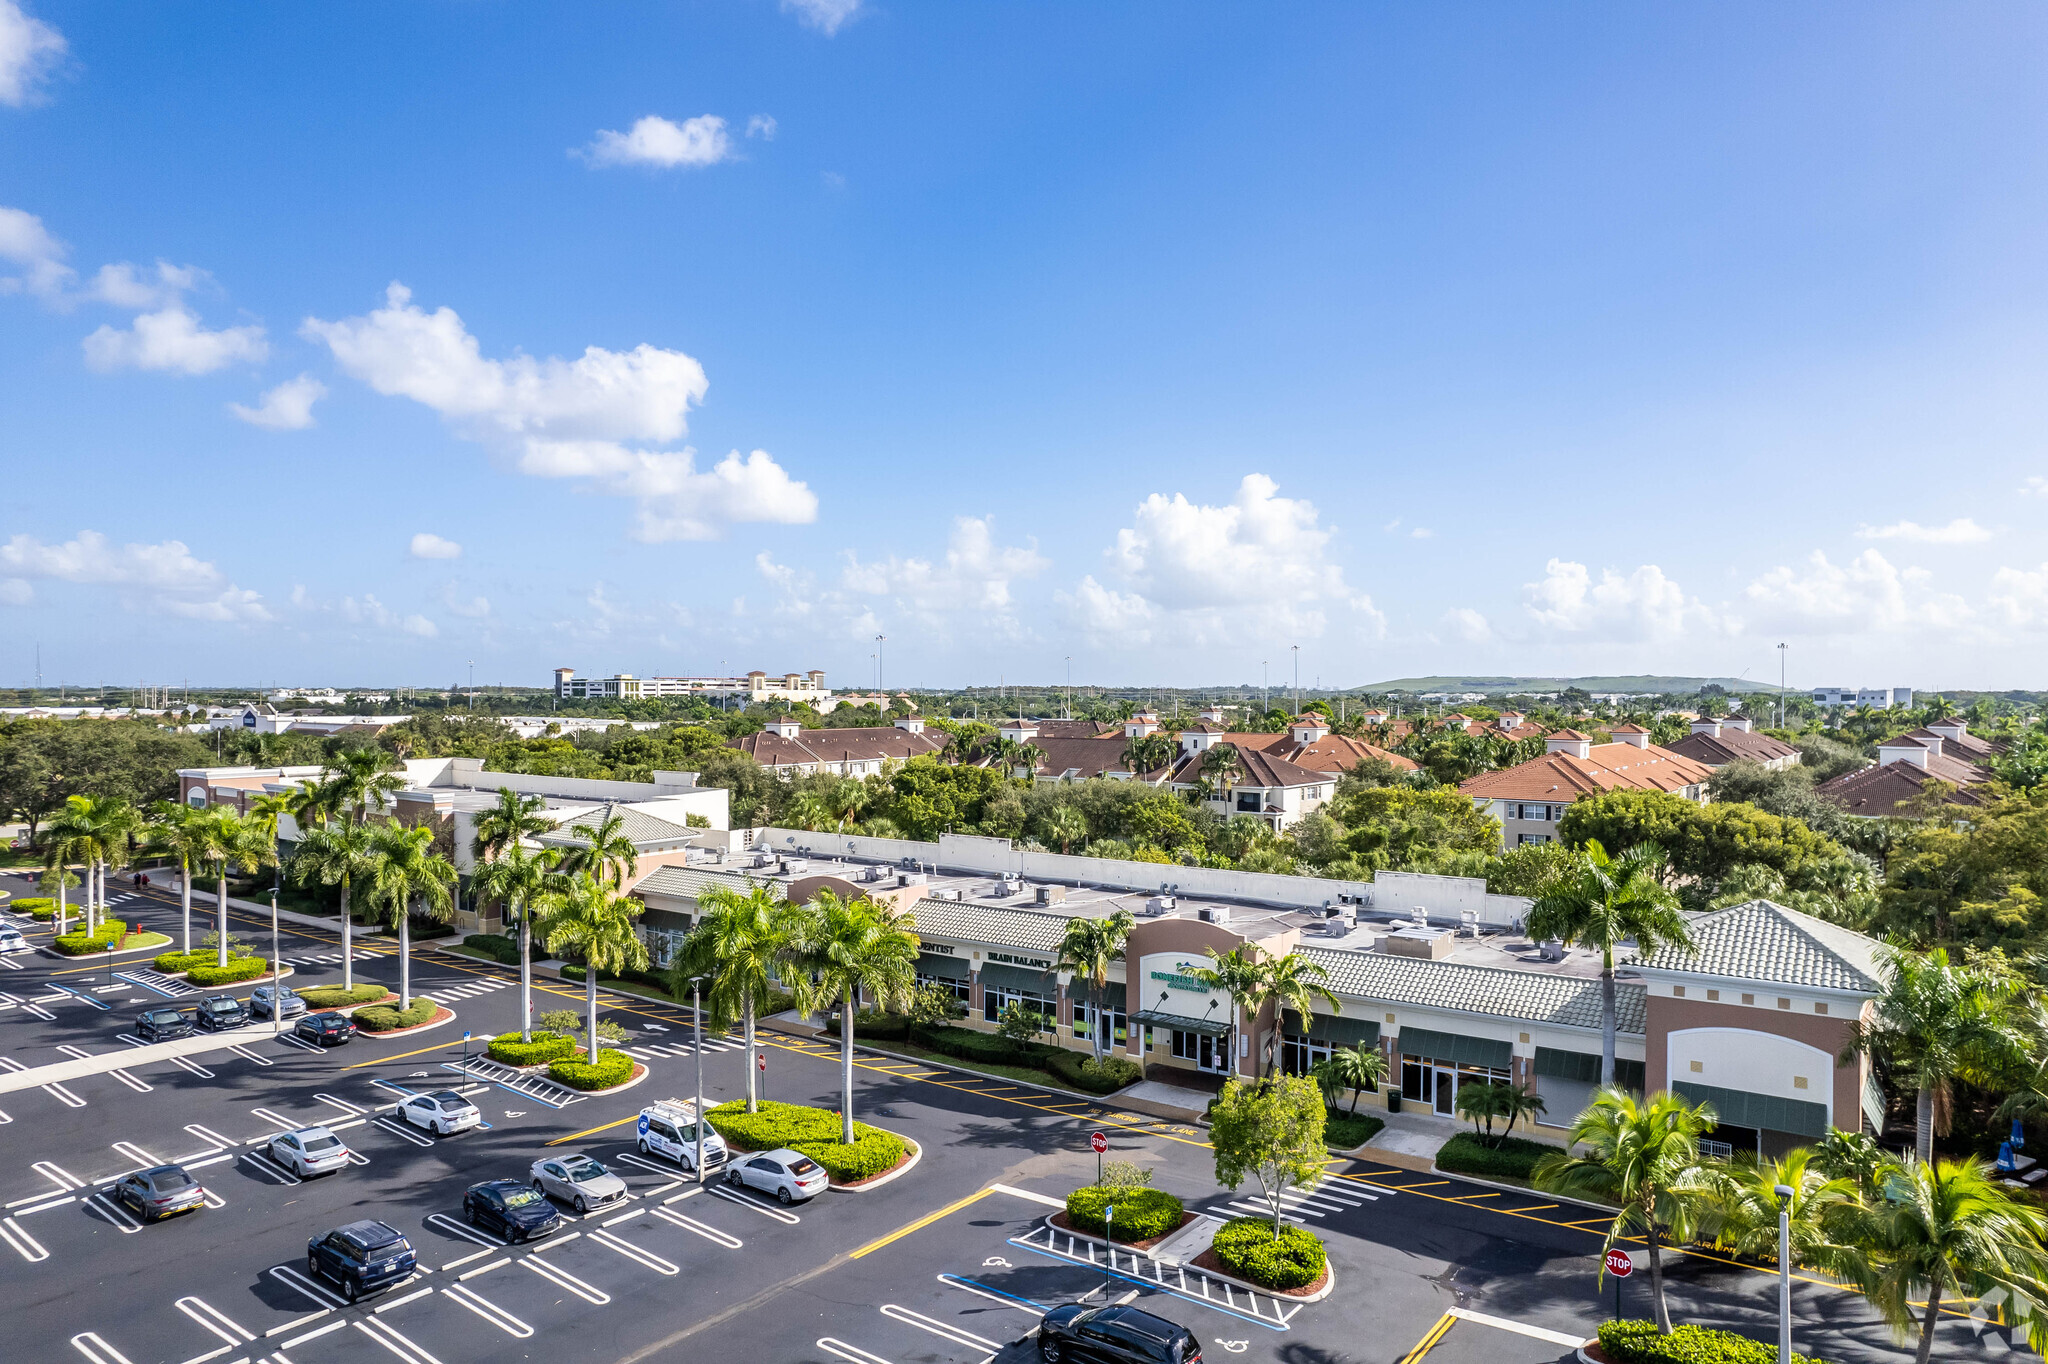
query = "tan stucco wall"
xmin=1645 ymin=993 xmax=1869 ymax=1133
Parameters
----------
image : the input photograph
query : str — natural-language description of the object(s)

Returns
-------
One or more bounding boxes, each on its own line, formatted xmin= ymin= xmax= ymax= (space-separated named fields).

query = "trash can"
xmin=1386 ymin=1090 xmax=1401 ymax=1114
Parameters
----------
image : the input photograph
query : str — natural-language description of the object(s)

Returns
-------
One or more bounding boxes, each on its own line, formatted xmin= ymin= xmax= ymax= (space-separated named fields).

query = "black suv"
xmin=307 ymin=1220 xmax=417 ymax=1302
xmin=1037 ymin=1305 xmax=1201 ymax=1363
xmin=463 ymin=1179 xmax=563 ymax=1243
xmin=295 ymin=1011 xmax=355 ymax=1046
xmin=135 ymin=1006 xmax=197 ymax=1041
xmin=194 ymin=994 xmax=249 ymax=1032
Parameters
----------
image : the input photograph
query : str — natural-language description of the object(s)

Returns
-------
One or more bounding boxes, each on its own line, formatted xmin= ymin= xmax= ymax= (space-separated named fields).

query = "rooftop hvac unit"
xmin=1198 ymin=905 xmax=1230 ymax=925
xmin=1036 ymin=885 xmax=1067 ymax=906
xmin=929 ymin=887 xmax=962 ymax=902
xmin=897 ymin=871 xmax=927 ymax=887
xmin=1147 ymin=894 xmax=1176 ymax=915
xmin=1459 ymin=909 xmax=1480 ymax=938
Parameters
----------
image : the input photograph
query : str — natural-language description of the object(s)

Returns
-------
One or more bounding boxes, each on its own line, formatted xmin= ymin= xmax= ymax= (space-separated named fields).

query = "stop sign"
xmin=1605 ymin=1249 xmax=1634 ymax=1278
xmin=1090 ymin=1131 xmax=1109 ymax=1154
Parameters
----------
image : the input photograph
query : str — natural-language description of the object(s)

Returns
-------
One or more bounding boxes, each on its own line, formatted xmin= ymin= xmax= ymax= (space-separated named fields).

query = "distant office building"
xmin=553 ymin=667 xmax=830 ymax=706
xmin=1810 ymin=687 xmax=1913 ymax=709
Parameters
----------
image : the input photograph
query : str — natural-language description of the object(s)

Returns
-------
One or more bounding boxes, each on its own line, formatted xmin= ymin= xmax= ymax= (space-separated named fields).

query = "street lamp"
xmin=1292 ymin=644 xmax=1300 ymax=717
xmin=875 ymin=635 xmax=886 ymax=694
xmin=691 ymin=976 xmax=708 ymax=1185
xmin=270 ymin=889 xmax=281 ymax=1039
xmin=1777 ymin=643 xmax=1788 ymax=730
xmin=1775 ymin=1182 xmax=1795 ymax=1364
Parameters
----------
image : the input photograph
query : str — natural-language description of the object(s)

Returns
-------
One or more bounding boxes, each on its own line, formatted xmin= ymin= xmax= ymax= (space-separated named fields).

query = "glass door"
xmin=1433 ymin=1066 xmax=1457 ymax=1115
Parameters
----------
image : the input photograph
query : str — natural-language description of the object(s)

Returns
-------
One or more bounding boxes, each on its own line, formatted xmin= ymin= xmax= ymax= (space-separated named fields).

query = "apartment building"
xmin=1663 ymin=715 xmax=1801 ymax=771
xmin=1459 ymin=728 xmax=1714 ymax=848
xmin=553 ymin=666 xmax=831 ymax=707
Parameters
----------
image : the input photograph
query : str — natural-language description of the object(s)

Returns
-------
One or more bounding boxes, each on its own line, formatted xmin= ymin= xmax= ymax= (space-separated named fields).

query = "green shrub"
xmin=297 ymin=983 xmax=393 ymax=1008
xmin=559 ymin=961 xmax=674 ymax=995
xmin=1064 ymin=1185 xmax=1184 ymax=1241
xmin=820 ymin=1009 xmax=911 ymax=1041
xmin=187 ymin=956 xmax=269 ymax=986
xmin=704 ymin=1099 xmax=910 ymax=1181
xmin=1044 ymin=1050 xmax=1143 ymax=1094
xmin=1323 ymin=1110 xmax=1384 ymax=1150
xmin=1597 ymin=1320 xmax=1827 ymax=1364
xmin=489 ymin=1030 xmax=577 ymax=1066
xmin=352 ymin=996 xmax=438 ymax=1032
xmin=155 ymin=946 xmax=255 ymax=974
xmin=53 ymin=918 xmax=129 ymax=954
xmin=1210 ymin=1216 xmax=1327 ymax=1290
xmin=1436 ymin=1132 xmax=1564 ymax=1181
xmin=548 ymin=1047 xmax=635 ymax=1090
xmin=461 ymin=933 xmax=521 ymax=965
xmin=12 ymin=897 xmax=51 ymax=917
xmin=911 ymin=1025 xmax=1028 ymax=1065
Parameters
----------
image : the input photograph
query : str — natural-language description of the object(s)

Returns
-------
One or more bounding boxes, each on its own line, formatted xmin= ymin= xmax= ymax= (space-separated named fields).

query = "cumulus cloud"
xmin=781 ymin=0 xmax=861 ymax=34
xmin=746 ymin=115 xmax=777 ymax=141
xmin=2021 ymin=477 xmax=2048 ymax=497
xmin=83 ymin=260 xmax=207 ymax=310
xmin=840 ymin=516 xmax=1048 ymax=620
xmin=0 ymin=530 xmax=268 ymax=620
xmin=409 ymin=532 xmax=461 ymax=560
xmin=1742 ymin=548 xmax=1970 ymax=635
xmin=440 ymin=583 xmax=490 ymax=619
xmin=1059 ymin=577 xmax=1160 ymax=644
xmin=1855 ymin=517 xmax=1993 ymax=545
xmin=584 ymin=115 xmax=733 ymax=169
xmin=1989 ymin=563 xmax=2048 ymax=630
xmin=0 ymin=1 xmax=63 ymax=107
xmin=0 ymin=204 xmax=71 ymax=299
xmin=83 ymin=305 xmax=267 ymax=374
xmin=341 ymin=594 xmax=437 ymax=638
xmin=229 ymin=373 xmax=325 ymax=430
xmin=1445 ymin=607 xmax=1492 ymax=643
xmin=1524 ymin=559 xmax=1724 ymax=641
xmin=304 ymin=283 xmax=814 ymax=540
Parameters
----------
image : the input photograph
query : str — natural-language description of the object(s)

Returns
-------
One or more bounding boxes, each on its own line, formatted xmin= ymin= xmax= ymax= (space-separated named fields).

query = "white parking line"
xmin=880 ymin=1304 xmax=1000 ymax=1353
xmin=240 ymin=1151 xmax=302 ymax=1186
xmin=651 ymin=1205 xmax=742 ymax=1248
xmin=352 ymin=1318 xmax=444 ymax=1364
xmin=441 ymin=1283 xmax=533 ymax=1338
xmin=226 ymin=1044 xmax=273 ymax=1067
xmin=519 ymin=1253 xmax=611 ymax=1304
xmin=278 ymin=1319 xmax=347 ymax=1350
xmin=423 ymin=1211 xmax=503 ymax=1249
xmin=176 ymin=1296 xmax=255 ymax=1347
xmin=267 ymin=1263 xmax=346 ymax=1310
xmin=261 ymin=1307 xmax=332 ymax=1339
xmin=372 ymin=1117 xmax=435 ymax=1148
xmin=817 ymin=1339 xmax=895 ymax=1364
xmin=69 ymin=1332 xmax=136 ymax=1364
xmin=0 ymin=1214 xmax=49 ymax=1261
xmin=184 ymin=1124 xmax=239 ymax=1151
xmin=111 ymin=1140 xmax=160 ymax=1168
xmin=600 ymin=1206 xmax=647 ymax=1228
xmin=372 ymin=1285 xmax=434 ymax=1314
xmin=440 ymin=1246 xmax=495 ymax=1272
xmin=13 ymin=1192 xmax=75 ymax=1215
xmin=315 ymin=1093 xmax=365 ymax=1115
xmin=455 ymin=1256 xmax=509 ymax=1280
xmin=251 ymin=1107 xmax=299 ymax=1130
xmin=277 ymin=1034 xmax=321 ymax=1053
xmin=709 ymin=1183 xmax=803 ymax=1224
xmin=85 ymin=1193 xmax=143 ymax=1233
xmin=588 ymin=1227 xmax=679 ymax=1274
xmin=608 ymin=1150 xmax=681 ymax=1178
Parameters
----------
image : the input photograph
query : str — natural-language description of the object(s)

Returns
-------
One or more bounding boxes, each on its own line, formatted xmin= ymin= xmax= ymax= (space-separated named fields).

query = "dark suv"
xmin=1037 ymin=1305 xmax=1201 ymax=1363
xmin=194 ymin=994 xmax=249 ymax=1031
xmin=295 ymin=1011 xmax=355 ymax=1046
xmin=307 ymin=1220 xmax=417 ymax=1302
xmin=463 ymin=1179 xmax=563 ymax=1243
xmin=135 ymin=1006 xmax=197 ymax=1041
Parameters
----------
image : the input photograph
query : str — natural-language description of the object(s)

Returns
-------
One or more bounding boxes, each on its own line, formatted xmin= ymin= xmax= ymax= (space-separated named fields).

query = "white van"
xmin=636 ymin=1099 xmax=728 ymax=1173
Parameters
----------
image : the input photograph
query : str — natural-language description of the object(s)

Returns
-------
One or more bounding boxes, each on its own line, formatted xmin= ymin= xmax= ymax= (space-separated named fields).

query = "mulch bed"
xmin=1049 ymin=1209 xmax=1197 ymax=1251
xmin=1190 ymin=1245 xmax=1331 ymax=1299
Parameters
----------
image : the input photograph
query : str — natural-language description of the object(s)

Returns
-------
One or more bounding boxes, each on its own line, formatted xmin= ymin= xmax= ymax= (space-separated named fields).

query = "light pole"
xmin=1261 ymin=661 xmax=1268 ymax=717
xmin=467 ymin=661 xmax=474 ymax=711
xmin=1775 ymin=1182 xmax=1794 ymax=1364
xmin=270 ymin=889 xmax=281 ymax=1038
xmin=875 ymin=635 xmax=885 ymax=694
xmin=1065 ymin=656 xmax=1071 ymax=720
xmin=1292 ymin=644 xmax=1300 ymax=717
xmin=1777 ymin=643 xmax=1788 ymax=730
xmin=692 ymin=977 xmax=707 ymax=1185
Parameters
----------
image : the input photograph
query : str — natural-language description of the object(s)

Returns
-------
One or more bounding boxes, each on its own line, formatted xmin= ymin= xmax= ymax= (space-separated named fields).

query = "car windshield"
xmin=429 ymin=1091 xmax=467 ymax=1107
xmin=302 ymin=1134 xmax=340 ymax=1153
xmin=562 ymin=1157 xmax=606 ymax=1180
xmin=151 ymin=1169 xmax=194 ymax=1189
xmin=206 ymin=1000 xmax=235 ymax=1012
xmin=787 ymin=1157 xmax=821 ymax=1176
xmin=502 ymin=1189 xmax=545 ymax=1208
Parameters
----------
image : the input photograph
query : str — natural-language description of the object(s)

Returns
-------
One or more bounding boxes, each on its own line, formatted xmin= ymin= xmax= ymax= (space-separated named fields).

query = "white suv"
xmin=636 ymin=1099 xmax=727 ymax=1172
xmin=400 ymin=1090 xmax=482 ymax=1137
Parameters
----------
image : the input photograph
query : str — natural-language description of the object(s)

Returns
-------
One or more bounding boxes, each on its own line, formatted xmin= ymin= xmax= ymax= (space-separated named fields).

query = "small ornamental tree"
xmin=1211 ymin=1075 xmax=1328 ymax=1238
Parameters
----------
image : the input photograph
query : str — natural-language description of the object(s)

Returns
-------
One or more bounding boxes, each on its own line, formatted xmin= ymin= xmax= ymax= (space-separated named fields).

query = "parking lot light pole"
xmin=692 ymin=976 xmax=706 ymax=1185
xmin=269 ymin=890 xmax=280 ymax=1038
xmin=1775 ymin=1182 xmax=1794 ymax=1364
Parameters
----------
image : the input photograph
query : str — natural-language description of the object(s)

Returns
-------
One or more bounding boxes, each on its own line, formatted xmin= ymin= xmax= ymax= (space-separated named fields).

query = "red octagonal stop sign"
xmin=1090 ymin=1131 xmax=1109 ymax=1154
xmin=1605 ymin=1248 xmax=1634 ymax=1278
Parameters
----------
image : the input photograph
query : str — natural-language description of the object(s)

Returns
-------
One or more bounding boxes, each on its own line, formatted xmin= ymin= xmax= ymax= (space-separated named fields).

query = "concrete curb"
xmin=355 ymin=1005 xmax=459 ymax=1040
xmin=40 ymin=934 xmax=174 ymax=961
xmin=555 ymin=1061 xmax=651 ymax=1100
xmin=1039 ymin=1213 xmax=1338 ymax=1303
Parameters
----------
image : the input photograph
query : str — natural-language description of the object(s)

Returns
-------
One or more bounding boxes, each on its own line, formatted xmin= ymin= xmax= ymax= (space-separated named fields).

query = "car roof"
xmin=428 ymin=1089 xmax=469 ymax=1104
xmin=1103 ymin=1306 xmax=1186 ymax=1341
xmin=338 ymin=1219 xmax=402 ymax=1243
xmin=142 ymin=1164 xmax=188 ymax=1180
xmin=471 ymin=1178 xmax=524 ymax=1193
xmin=289 ymin=1125 xmax=334 ymax=1140
xmin=757 ymin=1148 xmax=808 ymax=1163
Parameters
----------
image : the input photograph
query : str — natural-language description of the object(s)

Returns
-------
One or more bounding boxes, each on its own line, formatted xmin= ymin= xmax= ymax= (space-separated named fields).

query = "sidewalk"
xmin=170 ymin=883 xmax=387 ymax=939
xmin=1362 ymin=1108 xmax=1463 ymax=1172
xmin=0 ymin=1019 xmax=323 ymax=1097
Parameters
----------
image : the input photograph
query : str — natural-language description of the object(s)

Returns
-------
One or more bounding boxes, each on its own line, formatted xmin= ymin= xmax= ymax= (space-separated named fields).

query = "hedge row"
xmin=352 ymin=997 xmax=437 ymax=1032
xmin=558 ymin=961 xmax=672 ymax=995
xmin=1598 ymin=1321 xmax=1828 ymax=1364
xmin=155 ymin=948 xmax=251 ymax=973
xmin=1064 ymin=1185 xmax=1183 ymax=1241
xmin=548 ymin=1048 xmax=635 ymax=1090
xmin=298 ymin=983 xmax=392 ymax=1008
xmin=705 ymin=1099 xmax=909 ymax=1181
xmin=11 ymin=897 xmax=52 ymax=917
xmin=188 ymin=956 xmax=269 ymax=986
xmin=1323 ymin=1110 xmax=1384 ymax=1150
xmin=821 ymin=1009 xmax=910 ymax=1041
xmin=1435 ymin=1132 xmax=1563 ymax=1181
xmin=1210 ymin=1216 xmax=1327 ymax=1291
xmin=53 ymin=918 xmax=129 ymax=955
xmin=461 ymin=933 xmax=521 ymax=965
xmin=1044 ymin=1050 xmax=1143 ymax=1094
xmin=490 ymin=1030 xmax=577 ymax=1066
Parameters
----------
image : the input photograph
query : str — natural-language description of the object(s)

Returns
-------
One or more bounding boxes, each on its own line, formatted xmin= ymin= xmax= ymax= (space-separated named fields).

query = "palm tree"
xmin=1315 ymin=1041 xmax=1388 ymax=1115
xmin=1202 ymin=743 xmax=1243 ymax=795
xmin=145 ymin=801 xmax=211 ymax=954
xmin=247 ymin=789 xmax=295 ymax=896
xmin=1122 ymin=733 xmax=1175 ymax=776
xmin=1526 ymin=839 xmax=1691 ymax=1085
xmin=1252 ymin=952 xmax=1341 ymax=1078
xmin=471 ymin=787 xmax=551 ymax=864
xmin=1055 ymin=908 xmax=1136 ymax=1063
xmin=288 ymin=819 xmax=378 ymax=991
xmin=1190 ymin=945 xmax=1266 ymax=1079
xmin=534 ymin=872 xmax=648 ymax=1068
xmin=825 ymin=778 xmax=873 ymax=832
xmin=472 ymin=840 xmax=561 ymax=1042
xmin=1850 ymin=1156 xmax=2048 ymax=1364
xmin=285 ymin=777 xmax=337 ymax=833
xmin=1844 ymin=946 xmax=2038 ymax=1163
xmin=365 ymin=821 xmax=456 ymax=1011
xmin=1042 ymin=805 xmax=1088 ymax=856
xmin=39 ymin=797 xmax=93 ymax=935
xmin=196 ymin=808 xmax=272 ymax=967
xmin=785 ymin=790 xmax=833 ymax=833
xmin=564 ymin=805 xmax=638 ymax=890
xmin=790 ymin=890 xmax=920 ymax=1142
xmin=1534 ymin=1087 xmax=1722 ymax=1333
xmin=324 ymin=747 xmax=405 ymax=826
xmin=1710 ymin=1148 xmax=1861 ymax=1278
xmin=669 ymin=881 xmax=795 ymax=1113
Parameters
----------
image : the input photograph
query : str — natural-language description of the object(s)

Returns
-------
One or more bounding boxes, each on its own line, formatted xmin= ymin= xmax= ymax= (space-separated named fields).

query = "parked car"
xmin=295 ymin=1011 xmax=354 ymax=1046
xmin=1036 ymin=1305 xmax=1201 ymax=1363
xmin=135 ymin=1006 xmax=197 ymax=1042
xmin=399 ymin=1089 xmax=481 ymax=1137
xmin=725 ymin=1148 xmax=828 ymax=1205
xmin=250 ymin=984 xmax=305 ymax=1020
xmin=463 ymin=1179 xmax=563 ymax=1242
xmin=269 ymin=1126 xmax=351 ymax=1177
xmin=529 ymin=1154 xmax=628 ymax=1213
xmin=193 ymin=994 xmax=249 ymax=1031
xmin=636 ymin=1099 xmax=728 ymax=1172
xmin=0 ymin=924 xmax=30 ymax=953
xmin=112 ymin=1164 xmax=207 ymax=1223
xmin=307 ymin=1220 xmax=416 ymax=1303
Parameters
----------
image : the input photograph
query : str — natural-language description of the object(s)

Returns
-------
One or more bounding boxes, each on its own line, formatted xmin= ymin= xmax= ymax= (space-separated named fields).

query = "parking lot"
xmin=0 ymin=878 xmax=2028 ymax=1364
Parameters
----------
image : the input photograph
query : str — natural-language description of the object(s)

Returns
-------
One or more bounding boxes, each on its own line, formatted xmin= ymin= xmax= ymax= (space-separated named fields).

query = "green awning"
xmin=1281 ymin=1009 xmax=1380 ymax=1050
xmin=1132 ymin=1008 xmax=1231 ymax=1037
xmin=979 ymin=962 xmax=1055 ymax=994
xmin=916 ymin=952 xmax=969 ymax=981
xmin=1395 ymin=1027 xmax=1511 ymax=1070
xmin=1673 ymin=1081 xmax=1829 ymax=1140
xmin=1072 ymin=980 xmax=1126 ymax=1011
xmin=1534 ymin=1047 xmax=1644 ymax=1092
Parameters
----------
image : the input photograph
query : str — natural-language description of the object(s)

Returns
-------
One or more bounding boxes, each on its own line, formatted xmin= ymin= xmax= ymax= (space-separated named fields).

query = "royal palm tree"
xmin=145 ymin=800 xmax=211 ymax=954
xmin=196 ymin=808 xmax=272 ymax=968
xmin=1122 ymin=733 xmax=1176 ymax=776
xmin=472 ymin=841 xmax=561 ymax=1043
xmin=288 ymin=818 xmax=378 ymax=991
xmin=534 ymin=872 xmax=647 ymax=1067
xmin=825 ymin=778 xmax=873 ymax=832
xmin=1314 ymin=1041 xmax=1388 ymax=1115
xmin=325 ymin=746 xmax=405 ymax=826
xmin=1526 ymin=839 xmax=1691 ymax=1085
xmin=1845 ymin=946 xmax=2039 ymax=1164
xmin=785 ymin=790 xmax=833 ymax=833
xmin=39 ymin=797 xmax=93 ymax=935
xmin=791 ymin=890 xmax=920 ymax=1142
xmin=247 ymin=789 xmax=295 ymax=896
xmin=564 ymin=805 xmax=638 ymax=890
xmin=1710 ymin=1148 xmax=1862 ymax=1280
xmin=1850 ymin=1156 xmax=2048 ymax=1364
xmin=470 ymin=786 xmax=551 ymax=864
xmin=1252 ymin=952 xmax=1341 ymax=1078
xmin=1042 ymin=805 xmax=1089 ymax=856
xmin=1055 ymin=908 xmax=1136 ymax=1063
xmin=1190 ymin=945 xmax=1267 ymax=1080
xmin=670 ymin=881 xmax=796 ymax=1113
xmin=365 ymin=821 xmax=456 ymax=1011
xmin=1202 ymin=743 xmax=1243 ymax=795
xmin=285 ymin=777 xmax=337 ymax=833
xmin=1534 ymin=1087 xmax=1722 ymax=1333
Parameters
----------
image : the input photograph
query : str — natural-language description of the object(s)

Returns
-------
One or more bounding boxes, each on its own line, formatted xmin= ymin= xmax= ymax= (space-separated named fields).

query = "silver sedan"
xmin=529 ymin=1154 xmax=629 ymax=1213
xmin=269 ymin=1126 xmax=352 ymax=1177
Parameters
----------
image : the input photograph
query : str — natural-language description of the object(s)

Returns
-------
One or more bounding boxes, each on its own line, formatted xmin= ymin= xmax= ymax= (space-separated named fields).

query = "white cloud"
xmin=340 ymin=593 xmax=437 ymax=638
xmin=2021 ymin=477 xmax=2048 ymax=497
xmin=305 ymin=282 xmax=815 ymax=540
xmin=1855 ymin=517 xmax=1994 ymax=545
xmin=229 ymin=373 xmax=326 ymax=430
xmin=83 ymin=260 xmax=206 ymax=310
xmin=1410 ymin=527 xmax=1433 ymax=539
xmin=440 ymin=583 xmax=490 ymax=619
xmin=1524 ymin=558 xmax=1723 ymax=641
xmin=0 ymin=530 xmax=268 ymax=620
xmin=782 ymin=0 xmax=861 ymax=34
xmin=746 ymin=115 xmax=777 ymax=141
xmin=0 ymin=577 xmax=31 ymax=606
xmin=583 ymin=115 xmax=733 ymax=169
xmin=83 ymin=305 xmax=267 ymax=374
xmin=1989 ymin=563 xmax=2048 ymax=630
xmin=409 ymin=532 xmax=462 ymax=560
xmin=0 ymin=1 xmax=64 ymax=107
xmin=1059 ymin=577 xmax=1160 ymax=645
xmin=1445 ymin=607 xmax=1492 ymax=643
xmin=840 ymin=516 xmax=1048 ymax=619
xmin=1742 ymin=548 xmax=1970 ymax=635
xmin=163 ymin=587 xmax=271 ymax=623
xmin=0 ymin=204 xmax=70 ymax=298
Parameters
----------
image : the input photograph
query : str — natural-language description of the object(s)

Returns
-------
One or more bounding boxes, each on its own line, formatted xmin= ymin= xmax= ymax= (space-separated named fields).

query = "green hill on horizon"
xmin=1356 ymin=674 xmax=1777 ymax=696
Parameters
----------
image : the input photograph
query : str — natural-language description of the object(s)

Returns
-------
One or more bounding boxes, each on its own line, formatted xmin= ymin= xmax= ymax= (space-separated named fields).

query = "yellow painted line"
xmin=1452 ymin=1191 xmax=1501 ymax=1201
xmin=848 ymin=1186 xmax=994 ymax=1260
xmin=548 ymin=1114 xmax=642 ymax=1146
xmin=974 ymin=1086 xmax=1018 ymax=1094
xmin=1508 ymin=1203 xmax=1559 ymax=1212
xmin=1395 ymin=1179 xmax=1450 ymax=1189
xmin=341 ymin=1039 xmax=464 ymax=1068
xmin=1400 ymin=1311 xmax=1456 ymax=1363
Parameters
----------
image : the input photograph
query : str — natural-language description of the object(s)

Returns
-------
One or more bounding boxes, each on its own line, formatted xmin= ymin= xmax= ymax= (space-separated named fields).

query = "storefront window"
xmin=915 ymin=970 xmax=971 ymax=1004
xmin=983 ymin=986 xmax=1053 ymax=1024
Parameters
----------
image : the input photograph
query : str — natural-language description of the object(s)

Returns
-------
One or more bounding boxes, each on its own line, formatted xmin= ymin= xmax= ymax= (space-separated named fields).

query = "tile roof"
xmin=1664 ymin=728 xmax=1801 ymax=768
xmin=631 ymin=864 xmax=769 ymax=902
xmin=1631 ymin=899 xmax=1885 ymax=994
xmin=904 ymin=897 xmax=1102 ymax=953
xmin=1296 ymin=945 xmax=1645 ymax=1035
xmin=541 ymin=805 xmax=699 ymax=850
xmin=1548 ymin=728 xmax=1592 ymax=741
xmin=1029 ymin=735 xmax=1142 ymax=780
xmin=1459 ymin=742 xmax=1715 ymax=802
xmin=731 ymin=726 xmax=945 ymax=769
xmin=1815 ymin=760 xmax=1987 ymax=815
xmin=1609 ymin=723 xmax=1650 ymax=734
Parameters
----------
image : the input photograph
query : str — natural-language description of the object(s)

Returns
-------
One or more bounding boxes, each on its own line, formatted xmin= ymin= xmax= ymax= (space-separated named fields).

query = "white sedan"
xmin=0 ymin=925 xmax=30 ymax=953
xmin=399 ymin=1090 xmax=482 ymax=1137
xmin=270 ymin=1126 xmax=352 ymax=1177
xmin=725 ymin=1148 xmax=829 ymax=1204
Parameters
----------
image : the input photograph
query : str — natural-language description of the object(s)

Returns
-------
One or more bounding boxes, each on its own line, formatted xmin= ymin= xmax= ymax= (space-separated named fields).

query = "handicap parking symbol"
xmin=1215 ymin=1342 xmax=1248 ymax=1354
xmin=982 ymin=1257 xmax=1010 ymax=1268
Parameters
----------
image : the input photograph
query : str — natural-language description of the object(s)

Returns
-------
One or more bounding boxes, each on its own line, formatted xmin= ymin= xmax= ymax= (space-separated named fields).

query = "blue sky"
xmin=5 ymin=2 xmax=2048 ymax=693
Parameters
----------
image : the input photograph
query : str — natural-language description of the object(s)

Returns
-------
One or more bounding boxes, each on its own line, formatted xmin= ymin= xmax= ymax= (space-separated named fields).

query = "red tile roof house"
xmin=1815 ymin=722 xmax=1997 ymax=817
xmin=1664 ymin=715 xmax=1802 ymax=771
xmin=1458 ymin=729 xmax=1715 ymax=849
